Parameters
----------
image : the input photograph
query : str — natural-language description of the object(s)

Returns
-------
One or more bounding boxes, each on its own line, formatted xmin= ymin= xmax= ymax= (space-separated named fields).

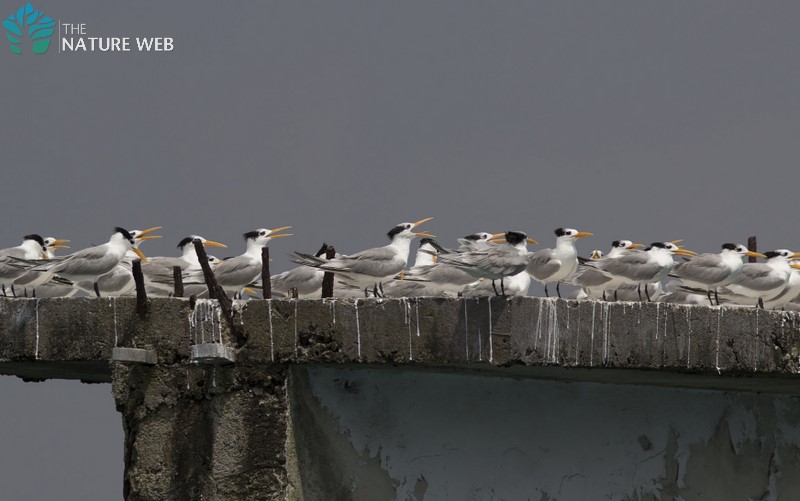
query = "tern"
xmin=73 ymin=228 xmax=162 ymax=297
xmin=270 ymin=243 xmax=330 ymax=299
xmin=292 ymin=218 xmax=433 ymax=297
xmin=432 ymin=231 xmax=536 ymax=296
xmin=572 ymin=240 xmax=644 ymax=300
xmin=0 ymin=234 xmax=48 ymax=296
xmin=214 ymin=227 xmax=292 ymax=297
xmin=12 ymin=237 xmax=71 ymax=296
xmin=143 ymin=235 xmax=227 ymax=296
xmin=527 ymin=228 xmax=593 ymax=298
xmin=671 ymin=243 xmax=766 ymax=305
xmin=31 ymin=227 xmax=148 ymax=297
xmin=720 ymin=250 xmax=800 ymax=308
xmin=584 ymin=241 xmax=697 ymax=301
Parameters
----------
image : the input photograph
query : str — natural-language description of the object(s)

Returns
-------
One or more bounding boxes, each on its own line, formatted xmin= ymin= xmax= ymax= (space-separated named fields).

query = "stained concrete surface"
xmin=292 ymin=366 xmax=800 ymax=500
xmin=2 ymin=296 xmax=800 ymax=499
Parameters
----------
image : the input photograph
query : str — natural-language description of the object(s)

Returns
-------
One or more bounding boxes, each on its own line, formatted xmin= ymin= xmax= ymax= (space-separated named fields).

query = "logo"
xmin=3 ymin=3 xmax=55 ymax=54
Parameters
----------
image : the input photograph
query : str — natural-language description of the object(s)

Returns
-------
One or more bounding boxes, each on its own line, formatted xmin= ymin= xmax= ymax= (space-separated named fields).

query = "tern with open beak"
xmin=31 ymin=227 xmax=149 ymax=297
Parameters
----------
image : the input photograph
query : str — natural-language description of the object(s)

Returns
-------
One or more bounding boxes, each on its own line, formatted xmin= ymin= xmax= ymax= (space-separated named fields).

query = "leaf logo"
xmin=4 ymin=3 xmax=55 ymax=54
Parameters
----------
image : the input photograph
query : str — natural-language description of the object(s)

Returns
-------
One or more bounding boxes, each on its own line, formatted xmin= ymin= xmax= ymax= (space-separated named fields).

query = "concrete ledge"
xmin=190 ymin=343 xmax=236 ymax=364
xmin=1 ymin=297 xmax=799 ymax=390
xmin=112 ymin=347 xmax=157 ymax=365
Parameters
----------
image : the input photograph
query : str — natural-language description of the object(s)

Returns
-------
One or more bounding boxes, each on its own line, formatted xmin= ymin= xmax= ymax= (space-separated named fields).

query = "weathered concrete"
xmin=1 ymin=296 xmax=800 ymax=499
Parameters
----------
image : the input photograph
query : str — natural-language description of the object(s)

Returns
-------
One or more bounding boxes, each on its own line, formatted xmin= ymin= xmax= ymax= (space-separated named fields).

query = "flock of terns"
xmin=0 ymin=218 xmax=799 ymax=310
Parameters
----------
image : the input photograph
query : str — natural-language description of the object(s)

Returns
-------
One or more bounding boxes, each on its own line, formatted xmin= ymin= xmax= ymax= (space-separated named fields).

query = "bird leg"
xmin=544 ymin=284 xmax=550 ymax=298
xmin=500 ymin=277 xmax=506 ymax=297
xmin=714 ymin=290 xmax=720 ymax=306
xmin=637 ymin=284 xmax=642 ymax=302
xmin=706 ymin=290 xmax=714 ymax=306
xmin=94 ymin=282 xmax=101 ymax=298
xmin=556 ymin=282 xmax=562 ymax=299
xmin=1 ymin=284 xmax=5 ymax=297
xmin=10 ymin=285 xmax=16 ymax=298
xmin=614 ymin=290 xmax=618 ymax=301
xmin=373 ymin=284 xmax=380 ymax=298
xmin=363 ymin=287 xmax=369 ymax=298
xmin=757 ymin=297 xmax=764 ymax=309
xmin=379 ymin=282 xmax=385 ymax=296
xmin=491 ymin=280 xmax=499 ymax=296
xmin=602 ymin=290 xmax=607 ymax=301
xmin=645 ymin=285 xmax=652 ymax=302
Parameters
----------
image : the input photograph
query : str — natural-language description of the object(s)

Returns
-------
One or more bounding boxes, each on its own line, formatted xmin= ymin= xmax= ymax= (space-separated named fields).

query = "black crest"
xmin=387 ymin=225 xmax=406 ymax=240
xmin=243 ymin=230 xmax=261 ymax=241
xmin=463 ymin=233 xmax=483 ymax=241
xmin=721 ymin=243 xmax=738 ymax=251
xmin=612 ymin=240 xmax=622 ymax=248
xmin=650 ymin=242 xmax=669 ymax=249
xmin=114 ymin=227 xmax=134 ymax=242
xmin=505 ymin=231 xmax=527 ymax=245
xmin=763 ymin=251 xmax=782 ymax=259
xmin=23 ymin=234 xmax=45 ymax=247
xmin=177 ymin=237 xmax=195 ymax=249
xmin=554 ymin=228 xmax=567 ymax=237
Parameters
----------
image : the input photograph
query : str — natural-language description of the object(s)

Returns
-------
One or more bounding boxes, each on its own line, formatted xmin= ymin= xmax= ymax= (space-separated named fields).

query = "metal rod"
xmin=321 ymin=245 xmax=335 ymax=298
xmin=172 ymin=266 xmax=183 ymax=298
xmin=747 ymin=236 xmax=758 ymax=263
xmin=261 ymin=247 xmax=271 ymax=299
xmin=132 ymin=259 xmax=147 ymax=318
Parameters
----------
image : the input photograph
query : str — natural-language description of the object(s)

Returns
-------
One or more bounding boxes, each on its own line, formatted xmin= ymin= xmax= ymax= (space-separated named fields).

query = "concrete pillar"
xmin=112 ymin=362 xmax=296 ymax=500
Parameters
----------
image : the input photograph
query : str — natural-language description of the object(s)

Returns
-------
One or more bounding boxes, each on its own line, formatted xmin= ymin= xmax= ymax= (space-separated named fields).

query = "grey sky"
xmin=2 ymin=1 xmax=800 ymax=498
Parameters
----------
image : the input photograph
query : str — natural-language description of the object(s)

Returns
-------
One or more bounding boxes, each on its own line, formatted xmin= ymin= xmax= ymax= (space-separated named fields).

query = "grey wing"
xmin=0 ymin=247 xmax=28 ymax=259
xmin=52 ymin=247 xmax=118 ymax=276
xmin=674 ymin=255 xmax=731 ymax=284
xmin=271 ymin=266 xmax=323 ymax=295
xmin=598 ymin=253 xmax=661 ymax=282
xmin=338 ymin=247 xmax=404 ymax=277
xmin=473 ymin=248 xmax=529 ymax=275
xmin=214 ymin=256 xmax=259 ymax=287
xmin=526 ymin=250 xmax=562 ymax=281
xmin=148 ymin=256 xmax=190 ymax=270
xmin=733 ymin=265 xmax=786 ymax=291
xmin=572 ymin=267 xmax=612 ymax=287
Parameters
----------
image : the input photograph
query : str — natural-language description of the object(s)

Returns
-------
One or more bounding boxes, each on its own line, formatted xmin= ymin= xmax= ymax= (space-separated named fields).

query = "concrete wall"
xmin=2 ymin=297 xmax=800 ymax=499
xmin=291 ymin=366 xmax=800 ymax=500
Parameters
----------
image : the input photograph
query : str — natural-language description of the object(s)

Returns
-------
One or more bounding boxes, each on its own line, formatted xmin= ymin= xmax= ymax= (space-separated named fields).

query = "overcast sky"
xmin=2 ymin=1 xmax=800 ymax=498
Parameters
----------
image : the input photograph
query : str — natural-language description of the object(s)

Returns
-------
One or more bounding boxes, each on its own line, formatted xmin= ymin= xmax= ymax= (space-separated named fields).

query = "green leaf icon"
xmin=4 ymin=3 xmax=55 ymax=54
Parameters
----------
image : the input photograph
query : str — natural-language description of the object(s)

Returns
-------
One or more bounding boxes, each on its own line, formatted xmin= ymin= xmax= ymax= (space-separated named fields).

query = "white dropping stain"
xmin=464 ymin=299 xmax=469 ymax=361
xmin=331 ymin=300 xmax=336 ymax=325
xmin=716 ymin=308 xmax=724 ymax=374
xmin=34 ymin=299 xmax=40 ymax=360
xmin=488 ymin=297 xmax=493 ymax=363
xmin=754 ymin=308 xmax=759 ymax=371
xmin=549 ymin=299 xmax=560 ymax=364
xmin=215 ymin=305 xmax=223 ymax=344
xmin=590 ymin=301 xmax=596 ymax=367
xmin=477 ymin=326 xmax=482 ymax=362
xmin=574 ymin=303 xmax=582 ymax=365
xmin=212 ymin=366 xmax=217 ymax=388
xmin=268 ymin=300 xmax=275 ymax=362
xmin=534 ymin=300 xmax=544 ymax=351
xmin=686 ymin=307 xmax=692 ymax=369
xmin=355 ymin=299 xmax=362 ymax=362
xmin=602 ymin=302 xmax=610 ymax=364
xmin=111 ymin=298 xmax=118 ymax=347
xmin=663 ymin=303 xmax=668 ymax=340
xmin=415 ymin=298 xmax=421 ymax=337
xmin=655 ymin=302 xmax=660 ymax=340
xmin=294 ymin=300 xmax=299 ymax=359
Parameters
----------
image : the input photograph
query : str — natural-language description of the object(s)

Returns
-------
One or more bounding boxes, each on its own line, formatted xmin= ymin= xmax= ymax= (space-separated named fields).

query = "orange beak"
xmin=203 ymin=240 xmax=227 ymax=248
xmin=574 ymin=232 xmax=593 ymax=238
